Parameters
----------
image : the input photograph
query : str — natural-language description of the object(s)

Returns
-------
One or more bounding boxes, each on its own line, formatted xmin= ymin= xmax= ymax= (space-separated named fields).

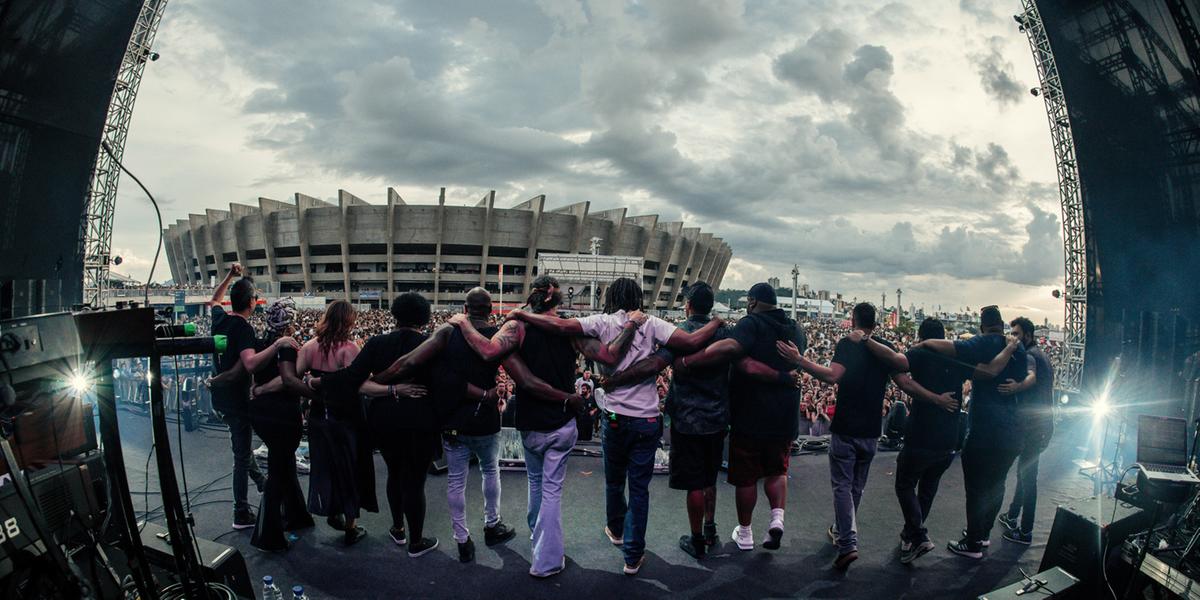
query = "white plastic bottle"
xmin=292 ymin=585 xmax=308 ymax=600
xmin=262 ymin=576 xmax=282 ymax=600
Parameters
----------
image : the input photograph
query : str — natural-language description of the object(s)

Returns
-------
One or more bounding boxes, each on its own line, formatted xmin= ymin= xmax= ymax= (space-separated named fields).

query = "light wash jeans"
xmin=829 ymin=433 xmax=878 ymax=554
xmin=443 ymin=433 xmax=502 ymax=543
xmin=522 ymin=420 xmax=578 ymax=576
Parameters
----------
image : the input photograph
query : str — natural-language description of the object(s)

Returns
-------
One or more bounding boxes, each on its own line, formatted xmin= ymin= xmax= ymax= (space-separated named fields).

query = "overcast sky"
xmin=110 ymin=0 xmax=1067 ymax=323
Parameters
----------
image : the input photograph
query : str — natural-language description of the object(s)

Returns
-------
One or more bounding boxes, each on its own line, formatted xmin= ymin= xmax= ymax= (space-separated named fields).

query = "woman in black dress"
xmin=297 ymin=301 xmax=372 ymax=545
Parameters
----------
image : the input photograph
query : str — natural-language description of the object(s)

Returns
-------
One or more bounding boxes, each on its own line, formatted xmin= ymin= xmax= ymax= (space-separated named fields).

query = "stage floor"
xmin=118 ymin=411 xmax=1097 ymax=599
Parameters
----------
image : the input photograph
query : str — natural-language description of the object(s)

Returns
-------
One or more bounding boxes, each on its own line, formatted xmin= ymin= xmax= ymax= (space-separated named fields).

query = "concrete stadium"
xmin=163 ymin=188 xmax=733 ymax=311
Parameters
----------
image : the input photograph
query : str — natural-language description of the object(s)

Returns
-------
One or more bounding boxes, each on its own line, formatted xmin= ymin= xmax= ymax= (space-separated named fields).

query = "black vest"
xmin=436 ymin=324 xmax=501 ymax=435
xmin=513 ymin=324 xmax=576 ymax=432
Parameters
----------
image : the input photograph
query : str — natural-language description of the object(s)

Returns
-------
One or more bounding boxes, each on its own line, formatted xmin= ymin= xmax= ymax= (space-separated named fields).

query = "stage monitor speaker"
xmin=1040 ymin=497 xmax=1151 ymax=595
xmin=978 ymin=566 xmax=1080 ymax=599
xmin=139 ymin=522 xmax=253 ymax=599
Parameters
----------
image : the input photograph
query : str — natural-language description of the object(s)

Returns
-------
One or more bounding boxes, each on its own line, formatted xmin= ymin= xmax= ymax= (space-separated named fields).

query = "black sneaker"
xmin=327 ymin=514 xmax=347 ymax=531
xmin=458 ymin=537 xmax=476 ymax=563
xmin=961 ymin=528 xmax=990 ymax=547
xmin=998 ymin=513 xmax=1019 ymax=532
xmin=947 ymin=538 xmax=985 ymax=559
xmin=389 ymin=526 xmax=407 ymax=546
xmin=900 ymin=539 xmax=935 ymax=564
xmin=232 ymin=509 xmax=257 ymax=530
xmin=834 ymin=550 xmax=858 ymax=570
xmin=764 ymin=523 xmax=783 ymax=550
xmin=484 ymin=521 xmax=516 ymax=546
xmin=1002 ymin=529 xmax=1032 ymax=545
xmin=408 ymin=537 xmax=439 ymax=558
xmin=679 ymin=534 xmax=706 ymax=560
xmin=702 ymin=521 xmax=718 ymax=547
xmin=343 ymin=526 xmax=367 ymax=546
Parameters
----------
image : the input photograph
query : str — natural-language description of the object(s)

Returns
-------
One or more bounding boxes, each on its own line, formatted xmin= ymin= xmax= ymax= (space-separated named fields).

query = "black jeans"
xmin=370 ymin=397 xmax=438 ymax=540
xmin=1006 ymin=425 xmax=1052 ymax=533
xmin=220 ymin=409 xmax=263 ymax=513
xmin=962 ymin=440 xmax=1021 ymax=541
xmin=250 ymin=395 xmax=313 ymax=550
xmin=894 ymin=446 xmax=955 ymax=542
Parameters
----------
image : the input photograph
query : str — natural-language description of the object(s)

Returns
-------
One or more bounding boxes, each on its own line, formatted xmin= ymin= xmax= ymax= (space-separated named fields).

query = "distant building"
xmin=163 ymin=189 xmax=732 ymax=310
xmin=768 ymin=276 xmax=781 ymax=289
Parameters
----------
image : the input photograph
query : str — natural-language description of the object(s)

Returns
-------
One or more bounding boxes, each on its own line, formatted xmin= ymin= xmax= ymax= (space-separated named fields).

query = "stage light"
xmin=69 ymin=372 xmax=93 ymax=394
xmin=1030 ymin=87 xmax=1041 ymax=97
xmin=1060 ymin=394 xmax=1070 ymax=405
xmin=1092 ymin=396 xmax=1111 ymax=419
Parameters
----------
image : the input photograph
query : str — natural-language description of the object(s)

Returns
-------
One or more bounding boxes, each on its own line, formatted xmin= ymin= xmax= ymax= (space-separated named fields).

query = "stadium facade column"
xmin=187 ymin=214 xmax=210 ymax=285
xmin=649 ymin=222 xmax=684 ymax=311
xmin=589 ymin=208 xmax=627 ymax=306
xmin=258 ymin=197 xmax=291 ymax=291
xmin=668 ymin=228 xmax=701 ymax=309
xmin=163 ymin=225 xmax=179 ymax=283
xmin=514 ymin=195 xmax=546 ymax=297
xmin=228 ymin=203 xmax=257 ymax=273
xmin=338 ymin=190 xmax=369 ymax=302
xmin=476 ymin=190 xmax=496 ymax=293
xmin=205 ymin=209 xmax=230 ymax=277
xmin=552 ymin=201 xmax=592 ymax=255
xmin=386 ymin=188 xmax=404 ymax=303
xmin=714 ymin=245 xmax=731 ymax=288
xmin=623 ymin=214 xmax=658 ymax=308
xmin=173 ymin=221 xmax=195 ymax=284
xmin=433 ymin=188 xmax=447 ymax=309
xmin=295 ymin=193 xmax=333 ymax=295
xmin=696 ymin=237 xmax=721 ymax=285
xmin=691 ymin=233 xmax=713 ymax=287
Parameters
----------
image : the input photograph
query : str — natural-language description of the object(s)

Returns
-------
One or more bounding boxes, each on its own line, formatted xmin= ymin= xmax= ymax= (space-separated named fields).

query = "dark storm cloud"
xmin=160 ymin=0 xmax=1059 ymax=288
xmin=971 ymin=36 xmax=1026 ymax=107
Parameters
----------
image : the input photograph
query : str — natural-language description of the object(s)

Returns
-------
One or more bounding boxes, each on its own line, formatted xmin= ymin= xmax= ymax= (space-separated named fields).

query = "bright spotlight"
xmin=1092 ymin=397 xmax=1111 ymax=419
xmin=1060 ymin=394 xmax=1070 ymax=405
xmin=69 ymin=372 xmax=93 ymax=395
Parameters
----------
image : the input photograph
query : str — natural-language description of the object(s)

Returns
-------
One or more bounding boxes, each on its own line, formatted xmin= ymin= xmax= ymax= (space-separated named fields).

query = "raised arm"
xmin=675 ymin=338 xmax=745 ymax=371
xmin=204 ymin=264 xmax=242 ymax=308
xmin=663 ymin=318 xmax=722 ymax=354
xmin=372 ymin=324 xmax=454 ymax=383
xmin=451 ymin=316 xmax=524 ymax=362
xmin=572 ymin=319 xmax=640 ymax=367
xmin=508 ymin=308 xmax=584 ymax=336
xmin=891 ymin=372 xmax=957 ymax=412
xmin=500 ymin=353 xmax=583 ymax=414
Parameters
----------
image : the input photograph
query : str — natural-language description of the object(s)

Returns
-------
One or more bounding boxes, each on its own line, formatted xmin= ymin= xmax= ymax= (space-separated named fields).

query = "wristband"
xmin=388 ymin=384 xmax=395 ymax=398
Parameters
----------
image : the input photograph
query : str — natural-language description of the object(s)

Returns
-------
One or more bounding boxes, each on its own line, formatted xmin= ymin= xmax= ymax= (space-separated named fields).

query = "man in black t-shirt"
xmin=793 ymin=302 xmax=907 ymax=570
xmin=206 ymin=264 xmax=298 ymax=529
xmin=889 ymin=318 xmax=973 ymax=563
xmin=998 ymin=317 xmax=1055 ymax=545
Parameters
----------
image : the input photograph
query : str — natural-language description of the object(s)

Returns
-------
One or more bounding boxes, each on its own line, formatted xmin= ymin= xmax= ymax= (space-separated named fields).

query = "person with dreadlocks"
xmin=447 ymin=275 xmax=638 ymax=577
xmin=506 ymin=276 xmax=721 ymax=576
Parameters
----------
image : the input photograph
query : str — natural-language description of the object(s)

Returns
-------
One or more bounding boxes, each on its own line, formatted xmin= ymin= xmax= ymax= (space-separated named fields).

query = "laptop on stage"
xmin=1135 ymin=415 xmax=1200 ymax=484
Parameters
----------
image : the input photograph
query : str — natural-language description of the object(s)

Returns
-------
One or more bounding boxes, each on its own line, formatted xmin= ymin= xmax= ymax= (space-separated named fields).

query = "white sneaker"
xmin=253 ymin=444 xmax=269 ymax=459
xmin=731 ymin=526 xmax=754 ymax=551
xmin=764 ymin=518 xmax=784 ymax=550
xmin=295 ymin=457 xmax=310 ymax=474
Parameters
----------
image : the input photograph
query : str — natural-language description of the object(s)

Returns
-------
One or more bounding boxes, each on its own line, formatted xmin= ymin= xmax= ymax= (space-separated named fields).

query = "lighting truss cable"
xmin=99 ymin=142 xmax=162 ymax=304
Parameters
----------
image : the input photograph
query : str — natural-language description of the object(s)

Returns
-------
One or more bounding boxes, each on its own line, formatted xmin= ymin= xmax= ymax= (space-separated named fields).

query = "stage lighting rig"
xmin=1092 ymin=395 xmax=1112 ymax=419
xmin=68 ymin=371 xmax=93 ymax=395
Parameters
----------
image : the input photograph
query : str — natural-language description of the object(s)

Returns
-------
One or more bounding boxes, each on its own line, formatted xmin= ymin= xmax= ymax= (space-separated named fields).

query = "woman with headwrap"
xmin=244 ymin=297 xmax=316 ymax=551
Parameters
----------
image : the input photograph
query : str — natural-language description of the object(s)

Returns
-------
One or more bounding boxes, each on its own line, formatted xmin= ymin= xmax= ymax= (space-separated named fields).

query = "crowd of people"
xmin=187 ymin=261 xmax=1055 ymax=579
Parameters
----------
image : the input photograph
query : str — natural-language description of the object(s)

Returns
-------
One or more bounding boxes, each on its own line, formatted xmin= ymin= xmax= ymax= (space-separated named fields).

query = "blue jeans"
xmin=444 ymin=433 xmax=501 ymax=543
xmin=522 ymin=420 xmax=577 ymax=576
xmin=829 ymin=433 xmax=877 ymax=553
xmin=602 ymin=414 xmax=662 ymax=565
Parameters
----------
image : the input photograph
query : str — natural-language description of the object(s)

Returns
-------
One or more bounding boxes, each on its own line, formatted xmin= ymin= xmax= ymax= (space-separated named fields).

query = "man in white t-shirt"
xmin=509 ymin=277 xmax=721 ymax=576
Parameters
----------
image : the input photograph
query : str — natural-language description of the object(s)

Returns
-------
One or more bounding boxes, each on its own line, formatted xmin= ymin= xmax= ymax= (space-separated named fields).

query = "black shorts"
xmin=727 ymin=434 xmax=791 ymax=487
xmin=668 ymin=428 xmax=727 ymax=491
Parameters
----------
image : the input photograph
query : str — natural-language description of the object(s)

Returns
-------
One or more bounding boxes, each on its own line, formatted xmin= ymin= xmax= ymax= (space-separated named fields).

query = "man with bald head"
xmin=371 ymin=287 xmax=517 ymax=562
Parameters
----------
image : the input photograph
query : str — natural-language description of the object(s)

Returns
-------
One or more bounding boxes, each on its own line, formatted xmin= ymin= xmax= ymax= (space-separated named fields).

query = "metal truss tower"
xmin=1018 ymin=1 xmax=1087 ymax=394
xmin=79 ymin=0 xmax=169 ymax=307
